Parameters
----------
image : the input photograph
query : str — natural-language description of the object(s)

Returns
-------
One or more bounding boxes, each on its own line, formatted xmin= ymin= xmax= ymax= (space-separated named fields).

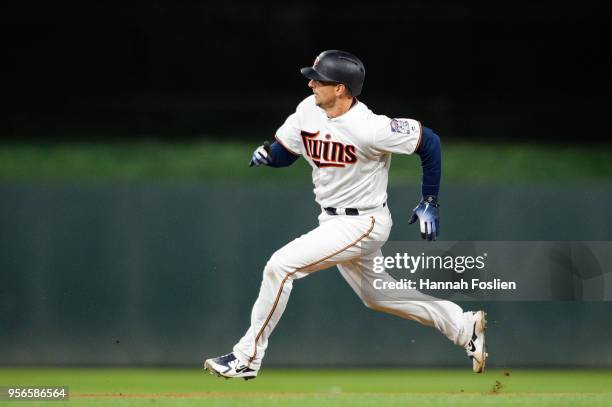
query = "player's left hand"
xmin=408 ymin=195 xmax=439 ymax=241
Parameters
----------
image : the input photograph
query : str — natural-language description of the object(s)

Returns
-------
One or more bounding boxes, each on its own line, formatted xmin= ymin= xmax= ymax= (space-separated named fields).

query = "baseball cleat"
xmin=203 ymin=352 xmax=257 ymax=380
xmin=465 ymin=310 xmax=488 ymax=373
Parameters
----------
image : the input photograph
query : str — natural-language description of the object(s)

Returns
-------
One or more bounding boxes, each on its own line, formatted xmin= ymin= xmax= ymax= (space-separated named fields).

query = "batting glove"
xmin=249 ymin=141 xmax=271 ymax=167
xmin=408 ymin=195 xmax=440 ymax=241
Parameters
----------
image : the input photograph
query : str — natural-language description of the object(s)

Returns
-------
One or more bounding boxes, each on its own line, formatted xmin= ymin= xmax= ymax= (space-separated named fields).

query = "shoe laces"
xmin=217 ymin=353 xmax=237 ymax=365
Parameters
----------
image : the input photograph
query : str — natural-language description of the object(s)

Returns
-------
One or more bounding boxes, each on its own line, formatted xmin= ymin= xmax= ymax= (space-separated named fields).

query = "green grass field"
xmin=1 ymin=140 xmax=611 ymax=184
xmin=2 ymin=368 xmax=611 ymax=406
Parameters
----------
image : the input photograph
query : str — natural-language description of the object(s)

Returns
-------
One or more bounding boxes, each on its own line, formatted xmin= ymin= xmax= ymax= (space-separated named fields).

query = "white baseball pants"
xmin=233 ymin=205 xmax=474 ymax=369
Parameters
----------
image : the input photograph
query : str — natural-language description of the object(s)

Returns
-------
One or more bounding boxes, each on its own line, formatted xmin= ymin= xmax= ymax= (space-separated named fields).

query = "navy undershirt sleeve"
xmin=416 ymin=127 xmax=441 ymax=197
xmin=268 ymin=141 xmax=300 ymax=168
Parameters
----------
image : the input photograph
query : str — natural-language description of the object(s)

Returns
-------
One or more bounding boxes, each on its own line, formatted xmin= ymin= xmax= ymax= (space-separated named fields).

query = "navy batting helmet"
xmin=300 ymin=50 xmax=365 ymax=97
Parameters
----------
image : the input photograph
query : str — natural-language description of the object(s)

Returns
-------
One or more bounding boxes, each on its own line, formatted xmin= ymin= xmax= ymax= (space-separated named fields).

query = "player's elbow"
xmin=431 ymin=131 xmax=440 ymax=149
xmin=417 ymin=127 xmax=441 ymax=157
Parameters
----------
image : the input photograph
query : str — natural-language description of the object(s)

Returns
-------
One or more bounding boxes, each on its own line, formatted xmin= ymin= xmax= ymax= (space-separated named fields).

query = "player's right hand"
xmin=408 ymin=195 xmax=440 ymax=241
xmin=249 ymin=141 xmax=271 ymax=167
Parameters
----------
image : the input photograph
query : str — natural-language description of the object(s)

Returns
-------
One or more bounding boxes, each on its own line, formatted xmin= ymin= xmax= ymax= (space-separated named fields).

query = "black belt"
xmin=324 ymin=202 xmax=386 ymax=216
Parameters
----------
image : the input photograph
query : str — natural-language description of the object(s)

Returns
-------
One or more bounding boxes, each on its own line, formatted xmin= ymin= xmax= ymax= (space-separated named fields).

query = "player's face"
xmin=308 ymin=79 xmax=343 ymax=108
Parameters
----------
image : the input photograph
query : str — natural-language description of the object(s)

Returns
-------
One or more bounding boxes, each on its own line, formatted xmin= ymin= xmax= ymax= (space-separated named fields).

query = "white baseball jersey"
xmin=275 ymin=95 xmax=422 ymax=209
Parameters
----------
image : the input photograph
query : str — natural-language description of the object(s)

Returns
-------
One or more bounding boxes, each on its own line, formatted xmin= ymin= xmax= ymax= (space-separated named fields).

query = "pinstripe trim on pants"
xmin=247 ymin=216 xmax=376 ymax=367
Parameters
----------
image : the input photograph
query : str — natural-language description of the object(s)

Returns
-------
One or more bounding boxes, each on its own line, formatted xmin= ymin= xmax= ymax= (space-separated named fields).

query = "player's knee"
xmin=264 ymin=253 xmax=292 ymax=279
xmin=362 ymin=297 xmax=384 ymax=311
xmin=362 ymin=298 xmax=378 ymax=310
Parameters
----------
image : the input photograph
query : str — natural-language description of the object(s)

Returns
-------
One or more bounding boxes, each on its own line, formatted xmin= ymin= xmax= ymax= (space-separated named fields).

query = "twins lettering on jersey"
xmin=300 ymin=130 xmax=357 ymax=168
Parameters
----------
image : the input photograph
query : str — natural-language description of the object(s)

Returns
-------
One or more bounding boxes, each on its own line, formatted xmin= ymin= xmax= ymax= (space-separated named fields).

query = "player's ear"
xmin=339 ymin=83 xmax=353 ymax=98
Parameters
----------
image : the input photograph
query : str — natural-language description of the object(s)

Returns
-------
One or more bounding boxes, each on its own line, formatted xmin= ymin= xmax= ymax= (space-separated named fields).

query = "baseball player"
xmin=204 ymin=50 xmax=487 ymax=380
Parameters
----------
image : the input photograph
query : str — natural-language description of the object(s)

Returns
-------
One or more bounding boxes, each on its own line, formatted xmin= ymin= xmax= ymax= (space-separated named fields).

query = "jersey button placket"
xmin=320 ymin=168 xmax=330 ymax=185
xmin=319 ymin=125 xmax=331 ymax=185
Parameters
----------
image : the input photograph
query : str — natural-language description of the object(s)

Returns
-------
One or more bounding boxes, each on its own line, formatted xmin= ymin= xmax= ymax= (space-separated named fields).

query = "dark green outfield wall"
xmin=1 ymin=184 xmax=611 ymax=367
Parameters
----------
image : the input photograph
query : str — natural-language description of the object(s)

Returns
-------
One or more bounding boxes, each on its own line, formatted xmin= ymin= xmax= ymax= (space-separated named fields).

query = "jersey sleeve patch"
xmin=373 ymin=117 xmax=421 ymax=155
xmin=390 ymin=119 xmax=417 ymax=135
